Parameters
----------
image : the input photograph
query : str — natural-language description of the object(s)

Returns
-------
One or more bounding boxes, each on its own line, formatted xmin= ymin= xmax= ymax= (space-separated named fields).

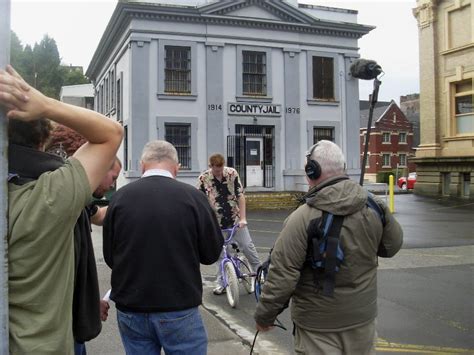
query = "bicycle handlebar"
xmin=221 ymin=224 xmax=240 ymax=245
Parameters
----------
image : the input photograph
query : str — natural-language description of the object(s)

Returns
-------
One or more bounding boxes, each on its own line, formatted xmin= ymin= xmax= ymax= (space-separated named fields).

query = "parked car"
xmin=398 ymin=172 xmax=417 ymax=190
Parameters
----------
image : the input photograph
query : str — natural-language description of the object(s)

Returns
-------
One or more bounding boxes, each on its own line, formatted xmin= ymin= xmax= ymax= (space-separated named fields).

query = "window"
xmin=453 ymin=79 xmax=473 ymax=134
xmin=399 ymin=154 xmax=407 ymax=167
xmin=242 ymin=51 xmax=266 ymax=96
xmin=447 ymin=4 xmax=471 ymax=49
xmin=312 ymin=56 xmax=334 ymax=100
xmin=442 ymin=173 xmax=451 ymax=196
xmin=382 ymin=153 xmax=391 ymax=167
xmin=165 ymin=124 xmax=191 ymax=169
xmin=116 ymin=77 xmax=121 ymax=122
xmin=124 ymin=125 xmax=128 ymax=171
xmin=313 ymin=127 xmax=335 ymax=144
xmin=462 ymin=173 xmax=470 ymax=198
xmin=399 ymin=132 xmax=407 ymax=143
xmin=105 ymin=77 xmax=109 ymax=113
xmin=382 ymin=132 xmax=391 ymax=143
xmin=99 ymin=84 xmax=105 ymax=114
xmin=85 ymin=97 xmax=94 ymax=110
xmin=164 ymin=46 xmax=191 ymax=94
xmin=110 ymin=69 xmax=115 ymax=109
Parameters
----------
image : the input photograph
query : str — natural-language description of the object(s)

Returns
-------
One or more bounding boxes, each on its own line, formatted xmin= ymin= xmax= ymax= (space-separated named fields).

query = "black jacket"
xmin=103 ymin=175 xmax=223 ymax=312
xmin=73 ymin=206 xmax=101 ymax=342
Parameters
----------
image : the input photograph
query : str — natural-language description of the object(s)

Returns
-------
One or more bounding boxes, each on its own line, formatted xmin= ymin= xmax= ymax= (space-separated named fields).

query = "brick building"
xmin=360 ymin=100 xmax=416 ymax=182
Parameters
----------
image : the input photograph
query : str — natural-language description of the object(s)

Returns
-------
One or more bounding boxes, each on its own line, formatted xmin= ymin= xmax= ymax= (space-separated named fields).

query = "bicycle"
xmin=219 ymin=225 xmax=256 ymax=308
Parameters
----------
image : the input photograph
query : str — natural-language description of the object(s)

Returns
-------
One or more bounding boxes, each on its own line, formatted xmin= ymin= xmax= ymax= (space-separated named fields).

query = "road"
xmin=201 ymin=194 xmax=474 ymax=354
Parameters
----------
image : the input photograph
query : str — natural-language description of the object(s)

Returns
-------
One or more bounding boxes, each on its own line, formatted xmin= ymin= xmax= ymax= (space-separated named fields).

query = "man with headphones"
xmin=254 ymin=140 xmax=403 ymax=354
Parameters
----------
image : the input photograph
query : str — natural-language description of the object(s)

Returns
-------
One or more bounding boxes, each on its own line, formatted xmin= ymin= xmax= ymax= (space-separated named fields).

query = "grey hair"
xmin=141 ymin=140 xmax=178 ymax=164
xmin=308 ymin=140 xmax=346 ymax=176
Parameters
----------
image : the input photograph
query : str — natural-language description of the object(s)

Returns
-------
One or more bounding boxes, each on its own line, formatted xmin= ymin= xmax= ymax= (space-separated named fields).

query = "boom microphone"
xmin=350 ymin=59 xmax=382 ymax=80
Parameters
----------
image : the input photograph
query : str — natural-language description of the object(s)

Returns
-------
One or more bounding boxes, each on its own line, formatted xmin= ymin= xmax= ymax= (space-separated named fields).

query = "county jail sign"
xmin=227 ymin=102 xmax=282 ymax=117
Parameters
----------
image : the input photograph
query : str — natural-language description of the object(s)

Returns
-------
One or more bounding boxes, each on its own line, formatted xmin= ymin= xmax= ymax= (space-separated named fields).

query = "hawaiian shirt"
xmin=197 ymin=167 xmax=243 ymax=229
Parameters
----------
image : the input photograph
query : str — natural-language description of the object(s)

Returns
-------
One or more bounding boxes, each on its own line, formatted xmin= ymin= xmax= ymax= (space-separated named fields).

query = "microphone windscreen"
xmin=350 ymin=59 xmax=382 ymax=80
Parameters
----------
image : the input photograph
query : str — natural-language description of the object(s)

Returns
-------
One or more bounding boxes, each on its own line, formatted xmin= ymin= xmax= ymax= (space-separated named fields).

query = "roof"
xmin=359 ymin=100 xmax=392 ymax=129
xmin=59 ymin=84 xmax=94 ymax=100
xmin=87 ymin=0 xmax=374 ymax=78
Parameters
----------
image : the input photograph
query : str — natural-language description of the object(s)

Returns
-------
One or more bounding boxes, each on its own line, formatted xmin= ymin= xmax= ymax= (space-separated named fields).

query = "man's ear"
xmin=140 ymin=160 xmax=145 ymax=174
xmin=172 ymin=163 xmax=180 ymax=178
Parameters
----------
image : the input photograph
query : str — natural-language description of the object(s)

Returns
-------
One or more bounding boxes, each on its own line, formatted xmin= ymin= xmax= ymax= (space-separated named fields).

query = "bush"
xmin=376 ymin=171 xmax=396 ymax=184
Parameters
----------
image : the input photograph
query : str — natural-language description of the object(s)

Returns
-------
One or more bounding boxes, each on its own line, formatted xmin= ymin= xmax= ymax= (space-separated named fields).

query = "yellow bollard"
xmin=389 ymin=175 xmax=395 ymax=213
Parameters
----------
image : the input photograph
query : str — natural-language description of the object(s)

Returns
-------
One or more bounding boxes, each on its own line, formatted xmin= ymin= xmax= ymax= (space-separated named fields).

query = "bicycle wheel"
xmin=238 ymin=256 xmax=254 ymax=294
xmin=224 ymin=260 xmax=239 ymax=308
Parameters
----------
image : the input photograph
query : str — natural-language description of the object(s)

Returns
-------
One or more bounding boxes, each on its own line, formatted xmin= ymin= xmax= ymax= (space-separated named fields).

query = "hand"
xmin=256 ymin=322 xmax=274 ymax=332
xmin=0 ymin=65 xmax=50 ymax=121
xmin=100 ymin=300 xmax=110 ymax=321
xmin=238 ymin=220 xmax=248 ymax=229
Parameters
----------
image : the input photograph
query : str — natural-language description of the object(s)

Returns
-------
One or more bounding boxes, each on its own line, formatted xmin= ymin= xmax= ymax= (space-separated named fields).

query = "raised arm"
xmin=0 ymin=65 xmax=123 ymax=193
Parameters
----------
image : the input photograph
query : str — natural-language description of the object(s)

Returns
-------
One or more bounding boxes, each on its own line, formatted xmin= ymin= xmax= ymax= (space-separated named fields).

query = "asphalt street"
xmin=203 ymin=194 xmax=474 ymax=354
xmin=90 ymin=193 xmax=474 ymax=354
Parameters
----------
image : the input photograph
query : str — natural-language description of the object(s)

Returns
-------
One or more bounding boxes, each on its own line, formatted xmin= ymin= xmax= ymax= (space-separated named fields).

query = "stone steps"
xmin=245 ymin=191 xmax=303 ymax=210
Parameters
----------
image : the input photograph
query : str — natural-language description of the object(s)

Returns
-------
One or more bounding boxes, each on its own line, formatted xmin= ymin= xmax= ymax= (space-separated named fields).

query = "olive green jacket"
xmin=254 ymin=176 xmax=403 ymax=331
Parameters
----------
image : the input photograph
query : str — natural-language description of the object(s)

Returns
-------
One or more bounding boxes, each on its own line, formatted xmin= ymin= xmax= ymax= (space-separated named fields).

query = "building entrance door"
xmin=226 ymin=125 xmax=274 ymax=188
xmin=245 ymin=138 xmax=263 ymax=187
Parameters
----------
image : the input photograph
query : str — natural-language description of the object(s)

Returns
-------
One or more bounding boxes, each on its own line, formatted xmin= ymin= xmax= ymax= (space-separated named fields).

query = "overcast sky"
xmin=9 ymin=0 xmax=419 ymax=103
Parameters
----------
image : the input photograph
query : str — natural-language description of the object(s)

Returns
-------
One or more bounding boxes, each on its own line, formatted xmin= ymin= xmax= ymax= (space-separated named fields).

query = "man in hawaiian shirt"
xmin=197 ymin=153 xmax=261 ymax=295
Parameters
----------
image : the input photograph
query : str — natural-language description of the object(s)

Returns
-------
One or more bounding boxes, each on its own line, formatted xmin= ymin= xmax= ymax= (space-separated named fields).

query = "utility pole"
xmin=0 ymin=0 xmax=11 ymax=353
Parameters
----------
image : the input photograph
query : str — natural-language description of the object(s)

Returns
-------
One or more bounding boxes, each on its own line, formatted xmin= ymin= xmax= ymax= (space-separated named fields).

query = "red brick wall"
xmin=360 ymin=103 xmax=416 ymax=176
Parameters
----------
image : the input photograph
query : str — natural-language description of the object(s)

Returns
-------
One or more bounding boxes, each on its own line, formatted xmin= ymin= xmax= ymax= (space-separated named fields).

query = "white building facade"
xmin=87 ymin=0 xmax=373 ymax=190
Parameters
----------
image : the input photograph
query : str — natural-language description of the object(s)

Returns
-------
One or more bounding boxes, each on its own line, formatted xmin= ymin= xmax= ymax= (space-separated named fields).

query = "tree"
xmin=46 ymin=124 xmax=86 ymax=157
xmin=10 ymin=32 xmax=90 ymax=99
xmin=32 ymin=35 xmax=63 ymax=98
xmin=62 ymin=66 xmax=90 ymax=86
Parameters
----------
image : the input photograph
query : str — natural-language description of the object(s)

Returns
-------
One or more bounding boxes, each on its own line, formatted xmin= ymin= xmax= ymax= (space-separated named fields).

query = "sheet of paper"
xmin=102 ymin=289 xmax=111 ymax=302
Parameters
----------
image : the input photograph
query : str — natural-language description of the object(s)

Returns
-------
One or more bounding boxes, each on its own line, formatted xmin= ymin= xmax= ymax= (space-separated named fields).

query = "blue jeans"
xmin=74 ymin=341 xmax=87 ymax=355
xmin=117 ymin=306 xmax=207 ymax=355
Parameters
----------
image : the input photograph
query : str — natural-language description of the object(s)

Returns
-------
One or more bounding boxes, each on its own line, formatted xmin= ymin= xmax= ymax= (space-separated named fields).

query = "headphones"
xmin=305 ymin=143 xmax=322 ymax=180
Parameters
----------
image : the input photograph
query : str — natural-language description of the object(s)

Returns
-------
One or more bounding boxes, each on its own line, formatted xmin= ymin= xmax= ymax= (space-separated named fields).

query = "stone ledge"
xmin=245 ymin=191 xmax=303 ymax=210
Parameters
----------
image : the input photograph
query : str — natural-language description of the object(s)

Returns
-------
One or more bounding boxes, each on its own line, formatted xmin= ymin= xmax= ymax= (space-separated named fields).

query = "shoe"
xmin=213 ymin=286 xmax=226 ymax=295
xmin=249 ymin=277 xmax=255 ymax=293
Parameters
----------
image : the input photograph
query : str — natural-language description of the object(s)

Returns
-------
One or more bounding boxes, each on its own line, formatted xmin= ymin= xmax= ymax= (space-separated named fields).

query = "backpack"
xmin=306 ymin=194 xmax=385 ymax=297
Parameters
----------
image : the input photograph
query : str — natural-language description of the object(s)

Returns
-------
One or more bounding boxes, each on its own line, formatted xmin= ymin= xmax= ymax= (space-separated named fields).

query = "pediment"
xmin=199 ymin=0 xmax=317 ymax=24
xmin=226 ymin=5 xmax=282 ymax=21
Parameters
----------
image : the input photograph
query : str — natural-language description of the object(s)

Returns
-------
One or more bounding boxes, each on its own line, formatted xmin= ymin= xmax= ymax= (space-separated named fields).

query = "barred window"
xmin=165 ymin=124 xmax=191 ymax=169
xmin=313 ymin=127 xmax=335 ymax=144
xmin=313 ymin=56 xmax=334 ymax=100
xmin=165 ymin=46 xmax=191 ymax=94
xmin=243 ymin=51 xmax=266 ymax=96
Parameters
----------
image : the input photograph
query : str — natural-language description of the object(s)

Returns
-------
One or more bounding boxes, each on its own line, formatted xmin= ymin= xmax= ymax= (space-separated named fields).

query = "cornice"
xmin=128 ymin=11 xmax=370 ymax=38
xmin=87 ymin=2 xmax=373 ymax=79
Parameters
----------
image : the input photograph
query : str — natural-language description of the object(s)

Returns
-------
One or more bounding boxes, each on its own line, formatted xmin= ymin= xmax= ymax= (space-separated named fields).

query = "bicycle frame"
xmin=219 ymin=225 xmax=253 ymax=287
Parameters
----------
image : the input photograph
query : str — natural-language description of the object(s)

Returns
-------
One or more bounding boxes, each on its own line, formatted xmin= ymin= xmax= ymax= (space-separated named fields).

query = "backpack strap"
xmin=321 ymin=215 xmax=344 ymax=297
xmin=367 ymin=194 xmax=386 ymax=226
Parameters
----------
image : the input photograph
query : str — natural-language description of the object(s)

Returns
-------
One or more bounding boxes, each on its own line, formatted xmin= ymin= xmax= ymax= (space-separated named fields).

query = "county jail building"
xmin=86 ymin=0 xmax=373 ymax=191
